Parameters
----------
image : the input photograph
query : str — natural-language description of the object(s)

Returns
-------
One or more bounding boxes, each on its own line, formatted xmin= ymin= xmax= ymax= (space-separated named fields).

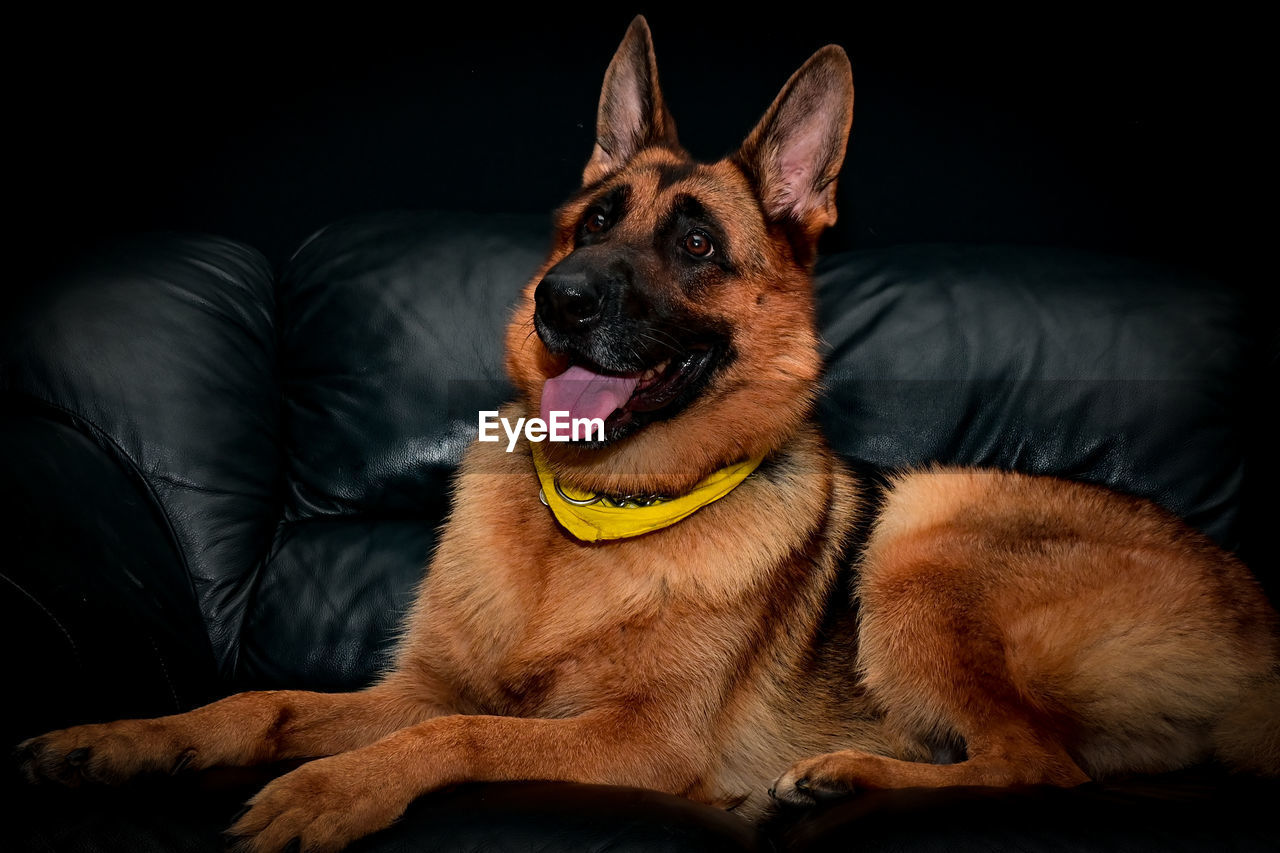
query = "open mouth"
xmin=540 ymin=347 xmax=723 ymax=443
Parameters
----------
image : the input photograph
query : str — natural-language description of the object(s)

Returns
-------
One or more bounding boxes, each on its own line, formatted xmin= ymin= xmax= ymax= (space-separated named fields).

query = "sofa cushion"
xmin=250 ymin=212 xmax=545 ymax=688
xmin=815 ymin=245 xmax=1251 ymax=550
xmin=258 ymin=215 xmax=1262 ymax=686
xmin=4 ymin=215 xmax=1265 ymax=691
xmin=1 ymin=235 xmax=279 ymax=677
xmin=276 ymin=212 xmax=541 ymax=521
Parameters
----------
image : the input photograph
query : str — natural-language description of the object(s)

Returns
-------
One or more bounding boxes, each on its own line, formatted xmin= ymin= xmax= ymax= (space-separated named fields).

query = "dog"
xmin=18 ymin=16 xmax=1280 ymax=853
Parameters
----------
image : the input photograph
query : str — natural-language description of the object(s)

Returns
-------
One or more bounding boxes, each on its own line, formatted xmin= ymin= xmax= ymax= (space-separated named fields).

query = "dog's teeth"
xmin=638 ymin=359 xmax=672 ymax=385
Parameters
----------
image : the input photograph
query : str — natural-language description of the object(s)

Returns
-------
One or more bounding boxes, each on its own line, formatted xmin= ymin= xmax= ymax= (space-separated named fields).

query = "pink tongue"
xmin=541 ymin=365 xmax=640 ymax=425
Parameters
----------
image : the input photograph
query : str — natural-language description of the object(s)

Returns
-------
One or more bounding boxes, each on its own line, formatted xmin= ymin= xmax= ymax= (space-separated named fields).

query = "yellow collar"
xmin=531 ymin=443 xmax=765 ymax=542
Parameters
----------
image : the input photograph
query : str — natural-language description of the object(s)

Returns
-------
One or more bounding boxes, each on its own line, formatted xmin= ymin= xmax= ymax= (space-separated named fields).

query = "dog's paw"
xmin=227 ymin=754 xmax=404 ymax=853
xmin=16 ymin=721 xmax=195 ymax=786
xmin=768 ymin=752 xmax=867 ymax=806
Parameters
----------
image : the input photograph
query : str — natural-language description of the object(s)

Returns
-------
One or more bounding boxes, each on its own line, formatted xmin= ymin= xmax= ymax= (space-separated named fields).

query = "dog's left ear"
xmin=735 ymin=46 xmax=854 ymax=233
xmin=583 ymin=15 xmax=680 ymax=185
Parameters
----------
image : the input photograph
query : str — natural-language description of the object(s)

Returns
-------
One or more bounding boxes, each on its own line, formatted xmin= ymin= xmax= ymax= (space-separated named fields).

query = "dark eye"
xmin=584 ymin=211 xmax=608 ymax=234
xmin=683 ymin=230 xmax=714 ymax=258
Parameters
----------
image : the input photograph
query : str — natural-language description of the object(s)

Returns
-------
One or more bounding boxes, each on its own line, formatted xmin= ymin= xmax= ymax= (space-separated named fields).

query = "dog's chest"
xmin=423 ymin=542 xmax=697 ymax=717
xmin=406 ymin=440 xmax=838 ymax=719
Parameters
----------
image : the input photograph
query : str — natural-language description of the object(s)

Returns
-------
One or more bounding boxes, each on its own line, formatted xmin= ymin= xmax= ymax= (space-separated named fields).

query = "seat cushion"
xmin=9 ymin=771 xmax=768 ymax=853
xmin=766 ymin=768 xmax=1280 ymax=852
xmin=815 ymin=244 xmax=1255 ymax=551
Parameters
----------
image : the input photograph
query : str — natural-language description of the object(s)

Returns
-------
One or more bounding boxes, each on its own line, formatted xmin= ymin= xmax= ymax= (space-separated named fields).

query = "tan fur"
xmin=18 ymin=16 xmax=1279 ymax=853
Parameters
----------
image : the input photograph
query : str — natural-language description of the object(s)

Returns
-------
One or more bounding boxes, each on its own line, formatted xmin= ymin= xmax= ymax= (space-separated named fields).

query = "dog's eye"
xmin=584 ymin=211 xmax=608 ymax=234
xmin=683 ymin=231 xmax=714 ymax=258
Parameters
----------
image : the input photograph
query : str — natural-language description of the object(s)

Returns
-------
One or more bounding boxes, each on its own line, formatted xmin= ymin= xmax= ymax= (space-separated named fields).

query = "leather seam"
xmin=0 ymin=391 xmax=207 ymax=649
xmin=148 ymin=635 xmax=182 ymax=713
xmin=228 ymin=269 xmax=291 ymax=684
xmin=0 ymin=570 xmax=82 ymax=669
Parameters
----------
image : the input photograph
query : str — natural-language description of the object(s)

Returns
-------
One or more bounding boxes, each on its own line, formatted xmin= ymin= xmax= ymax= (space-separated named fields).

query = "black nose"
xmin=535 ymin=271 xmax=602 ymax=332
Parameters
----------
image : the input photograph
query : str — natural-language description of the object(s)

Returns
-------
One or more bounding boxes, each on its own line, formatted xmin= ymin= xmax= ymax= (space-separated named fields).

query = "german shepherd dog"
xmin=18 ymin=16 xmax=1280 ymax=853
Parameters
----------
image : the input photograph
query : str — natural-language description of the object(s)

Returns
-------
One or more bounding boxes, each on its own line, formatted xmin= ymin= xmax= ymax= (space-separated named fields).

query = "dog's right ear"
xmin=582 ymin=16 xmax=680 ymax=185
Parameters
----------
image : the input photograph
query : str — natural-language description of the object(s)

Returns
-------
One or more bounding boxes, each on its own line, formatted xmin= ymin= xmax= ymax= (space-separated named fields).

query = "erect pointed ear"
xmin=735 ymin=46 xmax=854 ymax=232
xmin=582 ymin=16 xmax=680 ymax=185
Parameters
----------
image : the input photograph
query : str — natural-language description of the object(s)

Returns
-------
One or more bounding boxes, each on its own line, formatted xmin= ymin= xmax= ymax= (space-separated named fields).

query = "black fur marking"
xmin=800 ymin=459 xmax=893 ymax=677
xmin=576 ymin=184 xmax=632 ymax=246
xmin=843 ymin=460 xmax=894 ymax=565
xmin=655 ymin=160 xmax=696 ymax=192
xmin=575 ymin=172 xmax=613 ymax=200
xmin=657 ymin=193 xmax=735 ymax=275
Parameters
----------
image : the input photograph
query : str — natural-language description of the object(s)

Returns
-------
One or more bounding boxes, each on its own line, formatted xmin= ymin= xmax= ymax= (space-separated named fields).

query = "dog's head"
xmin=505 ymin=16 xmax=853 ymax=496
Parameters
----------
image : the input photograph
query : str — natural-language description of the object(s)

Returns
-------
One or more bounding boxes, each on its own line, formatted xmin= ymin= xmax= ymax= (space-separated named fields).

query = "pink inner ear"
xmin=776 ymin=161 xmax=813 ymax=210
xmin=604 ymin=61 xmax=645 ymax=164
xmin=772 ymin=117 xmax=829 ymax=219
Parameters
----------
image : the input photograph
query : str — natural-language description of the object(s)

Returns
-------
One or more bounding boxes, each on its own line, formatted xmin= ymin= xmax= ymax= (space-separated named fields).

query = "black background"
xmin=8 ymin=6 xmax=1270 ymax=299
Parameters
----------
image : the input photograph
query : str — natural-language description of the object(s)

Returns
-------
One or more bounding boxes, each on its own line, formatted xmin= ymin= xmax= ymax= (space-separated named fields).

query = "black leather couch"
xmin=3 ymin=207 xmax=1278 ymax=850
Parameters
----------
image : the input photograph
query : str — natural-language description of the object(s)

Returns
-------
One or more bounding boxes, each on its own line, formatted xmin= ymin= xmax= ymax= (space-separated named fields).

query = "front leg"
xmin=18 ymin=684 xmax=440 ymax=785
xmin=771 ymin=739 xmax=1089 ymax=806
xmin=229 ymin=708 xmax=701 ymax=853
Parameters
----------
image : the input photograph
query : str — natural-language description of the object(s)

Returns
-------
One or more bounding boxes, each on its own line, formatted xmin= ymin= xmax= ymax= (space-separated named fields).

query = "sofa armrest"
xmin=0 ymin=233 xmax=281 ymax=678
xmin=0 ymin=406 xmax=219 ymax=745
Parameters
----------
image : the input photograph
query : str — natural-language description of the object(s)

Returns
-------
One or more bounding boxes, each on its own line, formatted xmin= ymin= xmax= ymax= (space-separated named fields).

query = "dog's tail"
xmin=1212 ymin=670 xmax=1280 ymax=776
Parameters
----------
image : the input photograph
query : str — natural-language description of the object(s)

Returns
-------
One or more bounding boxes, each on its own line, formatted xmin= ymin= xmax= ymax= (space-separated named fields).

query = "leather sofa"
xmin=3 ymin=210 xmax=1277 ymax=851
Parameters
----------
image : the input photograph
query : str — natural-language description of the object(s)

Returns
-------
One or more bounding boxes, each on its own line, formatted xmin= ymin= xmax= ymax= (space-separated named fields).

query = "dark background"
xmin=8 ymin=6 xmax=1271 ymax=299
